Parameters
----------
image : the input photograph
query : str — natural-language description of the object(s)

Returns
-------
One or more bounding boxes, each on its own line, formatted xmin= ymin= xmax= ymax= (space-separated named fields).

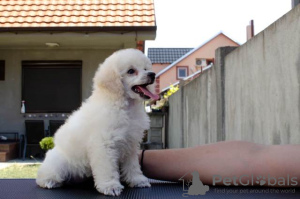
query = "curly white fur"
xmin=36 ymin=49 xmax=156 ymax=196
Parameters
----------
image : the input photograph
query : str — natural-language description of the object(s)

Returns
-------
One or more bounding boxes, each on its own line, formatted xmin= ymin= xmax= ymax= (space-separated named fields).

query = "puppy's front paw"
xmin=96 ymin=181 xmax=124 ymax=196
xmin=128 ymin=175 xmax=151 ymax=188
xmin=36 ymin=178 xmax=62 ymax=189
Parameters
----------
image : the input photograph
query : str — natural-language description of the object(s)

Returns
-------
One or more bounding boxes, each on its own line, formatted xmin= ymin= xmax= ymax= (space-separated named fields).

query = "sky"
xmin=145 ymin=0 xmax=291 ymax=52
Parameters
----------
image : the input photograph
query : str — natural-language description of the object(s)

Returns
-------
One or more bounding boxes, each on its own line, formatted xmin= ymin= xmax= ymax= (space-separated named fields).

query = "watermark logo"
xmin=212 ymin=174 xmax=298 ymax=187
xmin=179 ymin=171 xmax=209 ymax=197
xmin=256 ymin=175 xmax=267 ymax=186
xmin=178 ymin=172 xmax=298 ymax=197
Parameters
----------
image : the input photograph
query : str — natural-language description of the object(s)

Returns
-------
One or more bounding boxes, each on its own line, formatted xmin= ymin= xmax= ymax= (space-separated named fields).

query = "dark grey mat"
xmin=0 ymin=179 xmax=299 ymax=199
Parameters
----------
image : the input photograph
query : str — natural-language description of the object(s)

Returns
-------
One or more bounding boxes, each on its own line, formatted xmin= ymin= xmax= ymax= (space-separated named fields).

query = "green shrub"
xmin=39 ymin=137 xmax=54 ymax=151
xmin=151 ymin=84 xmax=179 ymax=110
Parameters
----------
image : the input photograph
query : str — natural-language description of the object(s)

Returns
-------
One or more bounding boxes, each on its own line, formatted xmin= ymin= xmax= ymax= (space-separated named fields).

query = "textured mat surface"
xmin=0 ymin=179 xmax=300 ymax=199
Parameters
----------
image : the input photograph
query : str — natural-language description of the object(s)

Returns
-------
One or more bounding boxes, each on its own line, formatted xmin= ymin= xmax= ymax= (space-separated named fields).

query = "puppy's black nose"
xmin=147 ymin=72 xmax=156 ymax=83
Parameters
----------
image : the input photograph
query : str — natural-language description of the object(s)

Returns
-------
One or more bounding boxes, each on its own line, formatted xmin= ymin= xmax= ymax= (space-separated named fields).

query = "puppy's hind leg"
xmin=36 ymin=148 xmax=68 ymax=189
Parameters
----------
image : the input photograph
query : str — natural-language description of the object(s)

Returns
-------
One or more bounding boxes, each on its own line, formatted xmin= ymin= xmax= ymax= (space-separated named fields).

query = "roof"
xmin=156 ymin=32 xmax=239 ymax=77
xmin=0 ymin=0 xmax=156 ymax=31
xmin=148 ymin=48 xmax=193 ymax=64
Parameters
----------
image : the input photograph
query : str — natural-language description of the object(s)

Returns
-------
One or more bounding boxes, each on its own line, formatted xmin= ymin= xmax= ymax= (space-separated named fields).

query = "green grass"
xmin=0 ymin=164 xmax=41 ymax=178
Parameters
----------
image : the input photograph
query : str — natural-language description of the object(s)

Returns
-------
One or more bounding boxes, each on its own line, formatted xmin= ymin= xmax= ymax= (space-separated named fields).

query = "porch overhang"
xmin=0 ymin=26 xmax=156 ymax=49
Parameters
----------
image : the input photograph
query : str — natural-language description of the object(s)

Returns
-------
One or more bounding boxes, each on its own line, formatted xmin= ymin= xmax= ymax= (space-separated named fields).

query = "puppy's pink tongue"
xmin=136 ymin=86 xmax=160 ymax=100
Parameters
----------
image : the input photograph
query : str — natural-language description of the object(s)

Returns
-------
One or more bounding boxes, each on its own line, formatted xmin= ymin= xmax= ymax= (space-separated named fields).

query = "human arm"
xmin=139 ymin=140 xmax=300 ymax=186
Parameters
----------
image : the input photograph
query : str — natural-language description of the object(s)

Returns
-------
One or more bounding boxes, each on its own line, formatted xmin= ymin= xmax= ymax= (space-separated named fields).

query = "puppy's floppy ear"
xmin=93 ymin=64 xmax=124 ymax=96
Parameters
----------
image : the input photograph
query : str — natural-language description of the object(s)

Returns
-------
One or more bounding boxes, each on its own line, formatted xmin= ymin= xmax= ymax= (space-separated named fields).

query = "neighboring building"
xmin=148 ymin=48 xmax=192 ymax=74
xmin=149 ymin=33 xmax=239 ymax=93
xmin=0 ymin=0 xmax=156 ymax=136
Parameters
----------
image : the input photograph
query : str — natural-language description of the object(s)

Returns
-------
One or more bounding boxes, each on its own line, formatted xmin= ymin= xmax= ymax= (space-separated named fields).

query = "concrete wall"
xmin=0 ymin=48 xmax=117 ymax=135
xmin=224 ymin=5 xmax=300 ymax=144
xmin=168 ymin=66 xmax=218 ymax=148
xmin=292 ymin=0 xmax=300 ymax=8
xmin=167 ymin=5 xmax=300 ymax=147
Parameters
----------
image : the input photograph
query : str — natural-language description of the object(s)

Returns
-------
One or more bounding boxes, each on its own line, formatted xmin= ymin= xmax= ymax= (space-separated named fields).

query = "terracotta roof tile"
xmin=0 ymin=0 xmax=156 ymax=29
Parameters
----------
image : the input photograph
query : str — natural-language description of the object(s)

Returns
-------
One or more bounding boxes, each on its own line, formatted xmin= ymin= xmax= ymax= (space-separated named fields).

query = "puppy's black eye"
xmin=127 ymin=69 xmax=135 ymax=74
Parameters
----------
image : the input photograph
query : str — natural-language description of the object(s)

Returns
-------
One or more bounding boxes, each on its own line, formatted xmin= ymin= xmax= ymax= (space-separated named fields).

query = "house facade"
xmin=148 ymin=33 xmax=239 ymax=93
xmin=0 ymin=0 xmax=156 ymax=136
xmin=148 ymin=48 xmax=193 ymax=74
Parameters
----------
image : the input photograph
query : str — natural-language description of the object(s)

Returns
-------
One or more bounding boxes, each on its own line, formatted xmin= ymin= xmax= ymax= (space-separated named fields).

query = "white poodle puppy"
xmin=36 ymin=49 xmax=159 ymax=196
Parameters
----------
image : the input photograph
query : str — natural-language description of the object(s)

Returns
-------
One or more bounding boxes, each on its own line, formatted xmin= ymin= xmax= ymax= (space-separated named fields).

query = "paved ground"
xmin=0 ymin=158 xmax=42 ymax=170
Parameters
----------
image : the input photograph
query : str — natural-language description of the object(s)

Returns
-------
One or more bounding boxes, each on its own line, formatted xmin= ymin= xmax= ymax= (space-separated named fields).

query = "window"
xmin=22 ymin=61 xmax=82 ymax=113
xmin=177 ymin=66 xmax=188 ymax=79
xmin=178 ymin=68 xmax=187 ymax=77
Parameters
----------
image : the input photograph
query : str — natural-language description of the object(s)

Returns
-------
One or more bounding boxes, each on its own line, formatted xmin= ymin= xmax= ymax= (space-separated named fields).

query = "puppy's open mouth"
xmin=132 ymin=84 xmax=160 ymax=100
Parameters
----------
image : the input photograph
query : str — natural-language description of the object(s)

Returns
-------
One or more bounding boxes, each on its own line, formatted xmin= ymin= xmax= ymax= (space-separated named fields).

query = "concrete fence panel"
xmin=224 ymin=5 xmax=300 ymax=144
xmin=167 ymin=5 xmax=300 ymax=147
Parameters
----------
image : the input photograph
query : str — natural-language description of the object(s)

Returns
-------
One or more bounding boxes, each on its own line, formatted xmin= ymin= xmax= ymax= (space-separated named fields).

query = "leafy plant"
xmin=163 ymin=84 xmax=179 ymax=99
xmin=152 ymin=84 xmax=179 ymax=110
xmin=39 ymin=137 xmax=54 ymax=151
xmin=142 ymin=130 xmax=148 ymax=142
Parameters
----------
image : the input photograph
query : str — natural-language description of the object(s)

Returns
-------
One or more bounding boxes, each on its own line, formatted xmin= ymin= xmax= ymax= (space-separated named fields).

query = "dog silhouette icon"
xmin=180 ymin=171 xmax=209 ymax=197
